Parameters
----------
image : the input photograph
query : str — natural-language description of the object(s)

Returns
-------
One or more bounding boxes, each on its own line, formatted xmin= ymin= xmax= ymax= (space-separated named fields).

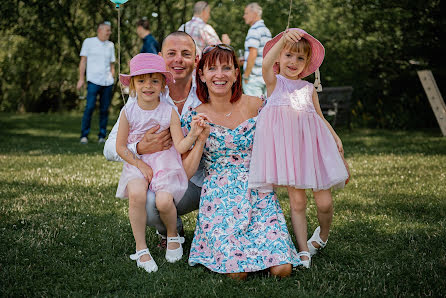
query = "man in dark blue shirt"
xmin=136 ymin=18 xmax=160 ymax=54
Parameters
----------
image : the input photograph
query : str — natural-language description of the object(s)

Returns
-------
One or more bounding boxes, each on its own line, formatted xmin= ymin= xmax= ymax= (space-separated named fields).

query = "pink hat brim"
xmin=119 ymin=69 xmax=174 ymax=86
xmin=263 ymin=28 xmax=325 ymax=78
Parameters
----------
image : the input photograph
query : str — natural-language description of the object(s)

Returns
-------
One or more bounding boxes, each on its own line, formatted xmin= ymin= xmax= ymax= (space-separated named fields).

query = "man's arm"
xmin=243 ymin=47 xmax=257 ymax=83
xmin=76 ymin=56 xmax=87 ymax=90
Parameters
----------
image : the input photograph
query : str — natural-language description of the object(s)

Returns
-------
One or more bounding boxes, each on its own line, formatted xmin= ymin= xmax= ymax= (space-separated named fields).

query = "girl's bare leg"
xmin=156 ymin=191 xmax=179 ymax=250
xmin=312 ymin=189 xmax=333 ymax=246
xmin=128 ymin=179 xmax=151 ymax=262
xmin=288 ymin=187 xmax=309 ymax=261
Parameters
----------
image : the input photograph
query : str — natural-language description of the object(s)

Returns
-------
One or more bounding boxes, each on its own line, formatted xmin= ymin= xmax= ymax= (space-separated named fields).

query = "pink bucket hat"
xmin=263 ymin=28 xmax=325 ymax=79
xmin=119 ymin=53 xmax=174 ymax=86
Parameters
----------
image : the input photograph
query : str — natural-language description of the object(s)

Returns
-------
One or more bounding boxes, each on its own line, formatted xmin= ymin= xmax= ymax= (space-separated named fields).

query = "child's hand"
xmin=197 ymin=122 xmax=210 ymax=142
xmin=283 ymin=29 xmax=304 ymax=45
xmin=342 ymin=156 xmax=351 ymax=185
xmin=335 ymin=136 xmax=344 ymax=155
xmin=190 ymin=114 xmax=210 ymax=138
xmin=136 ymin=160 xmax=153 ymax=182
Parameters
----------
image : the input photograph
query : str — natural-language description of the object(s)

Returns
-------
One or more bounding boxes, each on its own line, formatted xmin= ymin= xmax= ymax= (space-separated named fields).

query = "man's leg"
xmin=98 ymin=84 xmax=113 ymax=139
xmin=145 ymin=181 xmax=201 ymax=233
xmin=81 ymin=82 xmax=100 ymax=138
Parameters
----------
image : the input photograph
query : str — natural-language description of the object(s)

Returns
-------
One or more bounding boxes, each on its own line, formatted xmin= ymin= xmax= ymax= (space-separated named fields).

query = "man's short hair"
xmin=136 ymin=18 xmax=150 ymax=30
xmin=98 ymin=21 xmax=111 ymax=30
xmin=161 ymin=31 xmax=197 ymax=55
xmin=246 ymin=2 xmax=262 ymax=18
xmin=193 ymin=1 xmax=209 ymax=15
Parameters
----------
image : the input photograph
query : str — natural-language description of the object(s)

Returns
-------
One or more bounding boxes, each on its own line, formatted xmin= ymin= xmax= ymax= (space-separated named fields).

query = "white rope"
xmin=117 ymin=7 xmax=127 ymax=106
xmin=286 ymin=0 xmax=292 ymax=30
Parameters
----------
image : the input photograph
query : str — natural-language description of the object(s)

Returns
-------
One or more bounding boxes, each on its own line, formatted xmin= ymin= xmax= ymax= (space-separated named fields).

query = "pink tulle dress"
xmin=248 ymin=75 xmax=349 ymax=192
xmin=116 ymin=100 xmax=188 ymax=202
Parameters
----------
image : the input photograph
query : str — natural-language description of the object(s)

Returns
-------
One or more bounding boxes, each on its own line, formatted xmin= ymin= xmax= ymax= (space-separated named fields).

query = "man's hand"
xmin=76 ymin=79 xmax=85 ymax=90
xmin=136 ymin=160 xmax=153 ymax=182
xmin=136 ymin=125 xmax=172 ymax=155
xmin=221 ymin=34 xmax=231 ymax=45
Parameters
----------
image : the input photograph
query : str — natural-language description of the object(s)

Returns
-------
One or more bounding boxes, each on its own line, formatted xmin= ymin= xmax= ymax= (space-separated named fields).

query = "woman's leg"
xmin=312 ymin=189 xmax=333 ymax=246
xmin=155 ymin=191 xmax=179 ymax=250
xmin=270 ymin=264 xmax=292 ymax=278
xmin=288 ymin=187 xmax=309 ymax=259
xmin=226 ymin=272 xmax=248 ymax=280
xmin=127 ymin=179 xmax=151 ymax=262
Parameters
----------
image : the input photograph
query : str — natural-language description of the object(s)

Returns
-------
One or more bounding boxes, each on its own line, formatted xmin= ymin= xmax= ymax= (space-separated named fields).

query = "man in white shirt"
xmin=104 ymin=31 xmax=203 ymax=246
xmin=178 ymin=1 xmax=230 ymax=55
xmin=77 ymin=22 xmax=116 ymax=144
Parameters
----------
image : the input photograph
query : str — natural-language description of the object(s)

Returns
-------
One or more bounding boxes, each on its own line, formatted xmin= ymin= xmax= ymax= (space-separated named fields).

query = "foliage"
xmin=1 ymin=113 xmax=446 ymax=296
xmin=0 ymin=0 xmax=444 ymax=129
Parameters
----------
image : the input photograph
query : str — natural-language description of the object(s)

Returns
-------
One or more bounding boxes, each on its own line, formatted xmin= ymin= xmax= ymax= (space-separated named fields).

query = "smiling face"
xmin=130 ymin=73 xmax=165 ymax=107
xmin=278 ymin=39 xmax=311 ymax=79
xmin=161 ymin=34 xmax=198 ymax=84
xmin=199 ymin=59 xmax=239 ymax=97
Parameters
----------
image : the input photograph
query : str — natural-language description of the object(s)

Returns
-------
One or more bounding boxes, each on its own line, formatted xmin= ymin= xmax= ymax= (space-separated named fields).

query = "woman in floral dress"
xmin=181 ymin=44 xmax=300 ymax=280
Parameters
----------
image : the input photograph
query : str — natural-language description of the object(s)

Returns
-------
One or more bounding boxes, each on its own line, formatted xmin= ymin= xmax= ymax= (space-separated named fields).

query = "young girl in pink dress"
xmin=116 ymin=53 xmax=206 ymax=273
xmin=248 ymin=29 xmax=349 ymax=268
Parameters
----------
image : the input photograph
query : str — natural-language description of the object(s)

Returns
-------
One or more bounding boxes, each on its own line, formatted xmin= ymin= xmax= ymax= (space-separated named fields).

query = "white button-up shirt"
xmin=103 ymin=79 xmax=204 ymax=186
xmin=80 ymin=37 xmax=116 ymax=86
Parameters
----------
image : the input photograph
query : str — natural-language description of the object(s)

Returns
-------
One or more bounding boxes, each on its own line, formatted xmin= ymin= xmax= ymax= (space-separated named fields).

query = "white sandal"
xmin=165 ymin=235 xmax=185 ymax=263
xmin=307 ymin=226 xmax=328 ymax=256
xmin=297 ymin=251 xmax=311 ymax=269
xmin=130 ymin=248 xmax=158 ymax=273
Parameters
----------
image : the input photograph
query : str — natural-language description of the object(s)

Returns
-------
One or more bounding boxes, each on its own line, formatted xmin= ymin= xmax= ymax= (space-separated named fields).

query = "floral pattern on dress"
xmin=181 ymin=108 xmax=300 ymax=273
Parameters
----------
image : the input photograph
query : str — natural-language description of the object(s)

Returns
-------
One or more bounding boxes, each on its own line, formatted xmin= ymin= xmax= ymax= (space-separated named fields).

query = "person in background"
xmin=242 ymin=3 xmax=271 ymax=97
xmin=77 ymin=21 xmax=115 ymax=144
xmin=136 ymin=18 xmax=160 ymax=54
xmin=178 ymin=1 xmax=230 ymax=55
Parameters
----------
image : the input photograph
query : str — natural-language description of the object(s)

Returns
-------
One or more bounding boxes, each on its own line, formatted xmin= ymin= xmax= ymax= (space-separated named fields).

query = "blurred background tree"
xmin=0 ymin=0 xmax=444 ymax=129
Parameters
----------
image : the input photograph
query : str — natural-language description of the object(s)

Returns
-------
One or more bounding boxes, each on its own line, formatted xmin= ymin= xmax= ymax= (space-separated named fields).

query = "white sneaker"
xmin=165 ymin=235 xmax=185 ymax=263
xmin=98 ymin=137 xmax=106 ymax=144
xmin=80 ymin=137 xmax=88 ymax=144
xmin=130 ymin=248 xmax=158 ymax=273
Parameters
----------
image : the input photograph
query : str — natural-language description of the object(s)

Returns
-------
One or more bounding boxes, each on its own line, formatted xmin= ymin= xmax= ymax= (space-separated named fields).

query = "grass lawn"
xmin=1 ymin=113 xmax=445 ymax=297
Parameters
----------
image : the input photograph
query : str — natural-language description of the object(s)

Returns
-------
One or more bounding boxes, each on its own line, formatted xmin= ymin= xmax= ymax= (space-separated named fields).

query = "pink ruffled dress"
xmin=116 ymin=100 xmax=188 ymax=203
xmin=248 ymin=75 xmax=348 ymax=192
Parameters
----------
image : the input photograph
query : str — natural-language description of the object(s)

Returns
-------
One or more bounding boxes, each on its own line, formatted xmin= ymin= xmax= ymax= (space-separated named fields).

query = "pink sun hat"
xmin=263 ymin=28 xmax=325 ymax=79
xmin=119 ymin=53 xmax=174 ymax=86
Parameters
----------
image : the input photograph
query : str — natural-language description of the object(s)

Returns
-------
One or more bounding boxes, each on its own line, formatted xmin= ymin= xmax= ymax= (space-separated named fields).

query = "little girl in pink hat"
xmin=115 ymin=53 xmax=207 ymax=273
xmin=248 ymin=28 xmax=350 ymax=268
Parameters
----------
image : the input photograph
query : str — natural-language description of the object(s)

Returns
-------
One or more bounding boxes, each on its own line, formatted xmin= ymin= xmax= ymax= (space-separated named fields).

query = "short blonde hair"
xmin=128 ymin=73 xmax=166 ymax=97
xmin=278 ymin=38 xmax=312 ymax=73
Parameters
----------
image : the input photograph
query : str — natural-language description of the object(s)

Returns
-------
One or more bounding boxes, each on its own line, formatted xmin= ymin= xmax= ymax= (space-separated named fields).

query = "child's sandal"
xmin=165 ymin=235 xmax=185 ymax=263
xmin=297 ymin=251 xmax=311 ymax=269
xmin=130 ymin=248 xmax=158 ymax=273
xmin=307 ymin=226 xmax=328 ymax=256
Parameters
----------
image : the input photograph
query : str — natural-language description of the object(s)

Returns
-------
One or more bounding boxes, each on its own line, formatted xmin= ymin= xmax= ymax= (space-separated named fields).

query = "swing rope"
xmin=117 ymin=7 xmax=127 ymax=106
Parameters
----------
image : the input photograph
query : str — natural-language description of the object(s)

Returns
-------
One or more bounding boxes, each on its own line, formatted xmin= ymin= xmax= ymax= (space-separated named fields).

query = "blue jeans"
xmin=81 ymin=82 xmax=113 ymax=138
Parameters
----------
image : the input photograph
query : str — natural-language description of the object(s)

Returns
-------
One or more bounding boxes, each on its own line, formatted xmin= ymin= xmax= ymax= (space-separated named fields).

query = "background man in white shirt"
xmin=77 ymin=22 xmax=116 ymax=144
xmin=104 ymin=31 xmax=204 ymax=247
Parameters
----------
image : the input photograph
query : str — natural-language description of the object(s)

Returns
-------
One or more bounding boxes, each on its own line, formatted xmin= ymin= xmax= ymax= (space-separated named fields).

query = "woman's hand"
xmin=136 ymin=160 xmax=153 ymax=182
xmin=197 ymin=122 xmax=210 ymax=142
xmin=189 ymin=113 xmax=210 ymax=138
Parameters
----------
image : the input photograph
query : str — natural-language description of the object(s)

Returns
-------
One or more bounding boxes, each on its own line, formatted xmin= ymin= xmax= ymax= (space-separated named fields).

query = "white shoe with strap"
xmin=297 ymin=251 xmax=311 ymax=269
xmin=130 ymin=248 xmax=158 ymax=273
xmin=307 ymin=226 xmax=328 ymax=256
xmin=165 ymin=235 xmax=185 ymax=263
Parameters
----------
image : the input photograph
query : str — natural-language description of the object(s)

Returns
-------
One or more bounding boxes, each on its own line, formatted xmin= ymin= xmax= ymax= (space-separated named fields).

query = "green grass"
xmin=1 ymin=113 xmax=445 ymax=297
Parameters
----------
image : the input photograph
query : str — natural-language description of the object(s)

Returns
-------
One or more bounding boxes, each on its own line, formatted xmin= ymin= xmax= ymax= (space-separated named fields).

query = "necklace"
xmin=225 ymin=111 xmax=232 ymax=117
xmin=172 ymin=97 xmax=187 ymax=104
